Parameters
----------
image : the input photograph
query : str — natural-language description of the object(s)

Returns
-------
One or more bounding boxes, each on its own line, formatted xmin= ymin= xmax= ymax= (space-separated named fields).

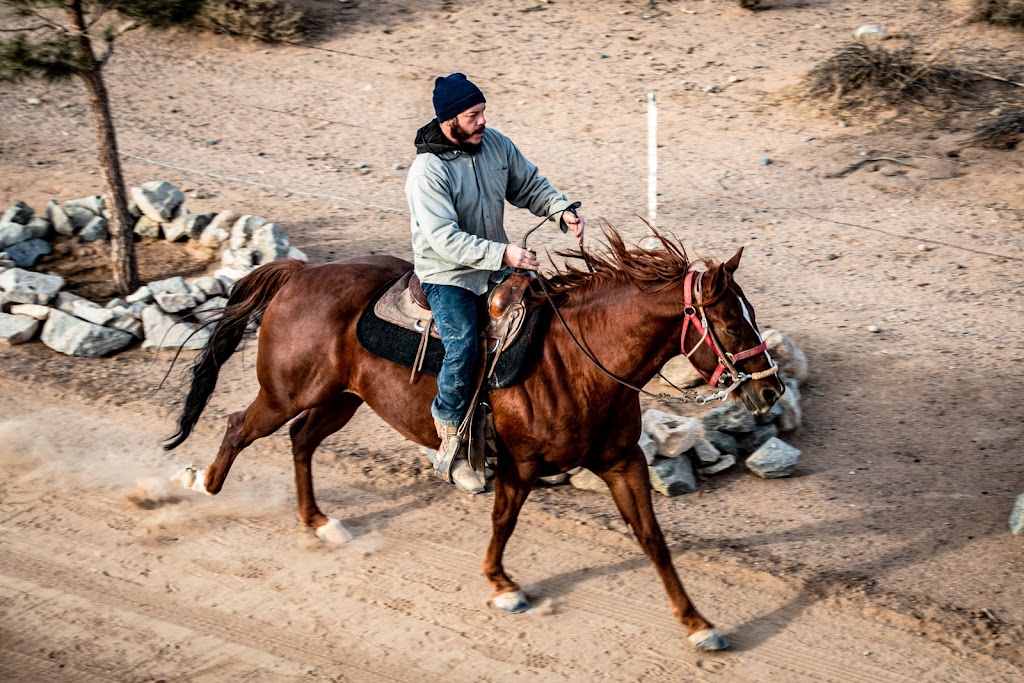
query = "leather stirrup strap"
xmin=410 ymin=314 xmax=433 ymax=384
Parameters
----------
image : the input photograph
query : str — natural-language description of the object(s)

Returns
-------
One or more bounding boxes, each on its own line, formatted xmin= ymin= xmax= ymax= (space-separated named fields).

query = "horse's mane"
xmin=530 ymin=222 xmax=715 ymax=305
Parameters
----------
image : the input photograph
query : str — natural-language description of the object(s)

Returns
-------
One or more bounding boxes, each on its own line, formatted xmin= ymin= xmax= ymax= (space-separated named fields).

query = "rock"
xmin=26 ymin=216 xmax=53 ymax=240
xmin=1011 ymin=493 xmax=1024 ymax=536
xmin=746 ymin=437 xmax=801 ymax=478
xmin=198 ymin=211 xmax=239 ymax=247
xmin=855 ymin=24 xmax=886 ymax=41
xmin=134 ymin=215 xmax=162 ymax=239
xmin=215 ymin=268 xmax=249 ymax=286
xmin=693 ymin=438 xmax=721 ymax=464
xmin=131 ymin=181 xmax=184 ymax=222
xmin=569 ymin=468 xmax=607 ymax=492
xmin=755 ymin=402 xmax=784 ymax=425
xmin=0 ymin=222 xmax=33 ymax=249
xmin=777 ymin=378 xmax=802 ymax=432
xmin=70 ymin=300 xmax=116 ymax=326
xmin=67 ymin=206 xmax=95 ymax=231
xmin=192 ymin=296 xmax=228 ymax=324
xmin=229 ymin=215 xmax=269 ymax=250
xmin=186 ymin=212 xmax=216 ymax=240
xmin=4 ymin=238 xmax=52 ymax=267
xmin=162 ymin=206 xmax=191 ymax=242
xmin=649 ymin=457 xmax=697 ymax=496
xmin=188 ymin=276 xmax=224 ymax=298
xmin=221 ymin=248 xmax=255 ymax=270
xmin=108 ymin=311 xmax=144 ymax=337
xmin=126 ymin=285 xmax=153 ymax=304
xmin=105 ymin=297 xmax=128 ymax=309
xmin=703 ymin=402 xmax=757 ymax=433
xmin=40 ymin=309 xmax=134 ymax=357
xmin=0 ymin=268 xmax=64 ymax=305
xmin=642 ymin=409 xmax=704 ymax=457
xmin=658 ymin=355 xmax=705 ymax=390
xmin=65 ymin=195 xmax=105 ymax=216
xmin=47 ymin=200 xmax=75 ymax=236
xmin=538 ymin=473 xmax=570 ymax=486
xmin=736 ymin=423 xmax=779 ymax=455
xmin=287 ymin=246 xmax=309 ymax=262
xmin=705 ymin=430 xmax=739 ymax=457
xmin=141 ymin=305 xmax=210 ymax=350
xmin=148 ymin=276 xmax=190 ymax=297
xmin=54 ymin=291 xmax=89 ymax=313
xmin=250 ymin=222 xmax=290 ymax=264
xmin=155 ymin=292 xmax=198 ymax=314
xmin=2 ymin=201 xmax=33 ymax=225
xmin=78 ymin=216 xmax=108 ymax=242
xmin=763 ymin=328 xmax=808 ymax=384
xmin=9 ymin=303 xmax=50 ymax=320
xmin=638 ymin=430 xmax=657 ymax=465
xmin=0 ymin=313 xmax=40 ymax=346
xmin=697 ymin=452 xmax=736 ymax=476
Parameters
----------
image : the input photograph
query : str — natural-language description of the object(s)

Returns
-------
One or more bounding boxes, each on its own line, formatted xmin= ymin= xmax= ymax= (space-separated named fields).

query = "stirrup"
xmin=433 ymin=427 xmax=463 ymax=484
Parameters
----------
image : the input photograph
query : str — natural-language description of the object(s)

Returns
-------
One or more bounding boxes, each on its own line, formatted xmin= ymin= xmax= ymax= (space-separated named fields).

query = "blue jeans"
xmin=421 ymin=282 xmax=479 ymax=427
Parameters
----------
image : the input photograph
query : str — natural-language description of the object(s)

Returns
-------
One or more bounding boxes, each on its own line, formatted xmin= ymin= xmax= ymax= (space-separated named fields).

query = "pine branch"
xmin=97 ymin=20 xmax=138 ymax=66
xmin=0 ymin=24 xmax=51 ymax=32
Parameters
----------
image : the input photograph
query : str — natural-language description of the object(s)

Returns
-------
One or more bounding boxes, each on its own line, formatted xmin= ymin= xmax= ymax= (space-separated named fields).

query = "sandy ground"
xmin=2 ymin=0 xmax=1024 ymax=680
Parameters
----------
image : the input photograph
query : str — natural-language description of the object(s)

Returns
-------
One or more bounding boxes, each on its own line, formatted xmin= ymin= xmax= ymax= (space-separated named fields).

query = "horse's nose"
xmin=760 ymin=386 xmax=780 ymax=406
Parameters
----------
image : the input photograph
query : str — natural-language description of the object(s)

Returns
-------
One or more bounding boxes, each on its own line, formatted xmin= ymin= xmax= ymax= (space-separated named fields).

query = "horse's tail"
xmin=164 ymin=259 xmax=308 ymax=450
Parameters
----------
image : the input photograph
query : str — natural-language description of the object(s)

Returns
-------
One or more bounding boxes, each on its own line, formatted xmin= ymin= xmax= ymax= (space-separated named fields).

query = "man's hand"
xmin=504 ymin=244 xmax=539 ymax=271
xmin=563 ymin=210 xmax=586 ymax=245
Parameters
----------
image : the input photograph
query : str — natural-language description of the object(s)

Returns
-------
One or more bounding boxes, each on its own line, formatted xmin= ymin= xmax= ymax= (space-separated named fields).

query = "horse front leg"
xmin=482 ymin=454 xmax=539 ymax=613
xmin=595 ymin=446 xmax=728 ymax=651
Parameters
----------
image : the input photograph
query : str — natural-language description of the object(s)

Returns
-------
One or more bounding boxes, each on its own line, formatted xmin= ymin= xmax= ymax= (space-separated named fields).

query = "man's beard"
xmin=450 ymin=119 xmax=484 ymax=153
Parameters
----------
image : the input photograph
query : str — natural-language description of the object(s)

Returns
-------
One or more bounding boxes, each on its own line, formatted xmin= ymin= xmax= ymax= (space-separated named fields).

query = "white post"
xmin=647 ymin=92 xmax=658 ymax=227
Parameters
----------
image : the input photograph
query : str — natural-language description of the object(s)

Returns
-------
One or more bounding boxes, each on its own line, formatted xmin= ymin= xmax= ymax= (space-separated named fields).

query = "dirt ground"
xmin=2 ymin=0 xmax=1024 ymax=681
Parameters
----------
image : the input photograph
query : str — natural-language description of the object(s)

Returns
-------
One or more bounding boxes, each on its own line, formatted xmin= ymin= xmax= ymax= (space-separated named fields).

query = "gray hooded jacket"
xmin=405 ymin=122 xmax=575 ymax=294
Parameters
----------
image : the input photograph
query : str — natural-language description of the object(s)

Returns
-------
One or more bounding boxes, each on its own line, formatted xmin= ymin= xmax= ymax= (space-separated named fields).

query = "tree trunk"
xmin=68 ymin=0 xmax=139 ymax=296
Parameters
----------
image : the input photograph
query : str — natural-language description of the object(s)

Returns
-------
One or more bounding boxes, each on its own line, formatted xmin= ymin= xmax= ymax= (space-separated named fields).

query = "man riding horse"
xmin=405 ymin=73 xmax=586 ymax=493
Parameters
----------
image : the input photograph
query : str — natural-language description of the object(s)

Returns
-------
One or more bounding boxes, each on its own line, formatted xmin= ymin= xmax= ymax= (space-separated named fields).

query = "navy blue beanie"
xmin=433 ymin=73 xmax=486 ymax=123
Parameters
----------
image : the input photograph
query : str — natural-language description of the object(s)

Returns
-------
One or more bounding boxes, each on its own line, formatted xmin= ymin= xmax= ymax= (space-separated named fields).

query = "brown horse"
xmin=165 ymin=228 xmax=784 ymax=651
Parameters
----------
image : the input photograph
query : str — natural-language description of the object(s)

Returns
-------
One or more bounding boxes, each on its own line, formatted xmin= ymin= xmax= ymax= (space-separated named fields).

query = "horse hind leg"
xmin=483 ymin=455 xmax=539 ymax=612
xmin=289 ymin=394 xmax=364 ymax=544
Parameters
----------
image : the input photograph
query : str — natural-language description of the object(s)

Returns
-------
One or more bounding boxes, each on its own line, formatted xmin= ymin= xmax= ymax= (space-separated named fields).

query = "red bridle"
xmin=680 ymin=270 xmax=777 ymax=389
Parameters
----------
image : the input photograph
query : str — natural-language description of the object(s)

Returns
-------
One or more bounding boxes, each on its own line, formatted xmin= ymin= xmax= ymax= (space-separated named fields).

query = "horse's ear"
xmin=724 ymin=246 xmax=744 ymax=274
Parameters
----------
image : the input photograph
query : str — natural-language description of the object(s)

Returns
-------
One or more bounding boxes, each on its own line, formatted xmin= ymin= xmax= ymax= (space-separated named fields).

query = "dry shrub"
xmin=966 ymin=110 xmax=1024 ymax=149
xmin=804 ymin=43 xmax=972 ymax=114
xmin=969 ymin=0 xmax=1024 ymax=28
xmin=197 ymin=0 xmax=303 ymax=43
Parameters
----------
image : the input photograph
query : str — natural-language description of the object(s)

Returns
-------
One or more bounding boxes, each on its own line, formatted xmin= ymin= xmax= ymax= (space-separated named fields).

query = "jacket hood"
xmin=414 ymin=119 xmax=476 ymax=158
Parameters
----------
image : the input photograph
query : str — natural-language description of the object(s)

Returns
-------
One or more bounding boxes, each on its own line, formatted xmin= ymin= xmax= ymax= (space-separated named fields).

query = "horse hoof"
xmin=688 ymin=628 xmax=729 ymax=651
xmin=491 ymin=590 xmax=530 ymax=613
xmin=315 ymin=517 xmax=353 ymax=544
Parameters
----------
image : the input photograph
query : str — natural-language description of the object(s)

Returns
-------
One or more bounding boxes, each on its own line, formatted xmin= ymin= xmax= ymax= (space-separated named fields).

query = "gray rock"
xmin=26 ymin=216 xmax=53 ymax=240
xmin=1011 ymin=493 xmax=1024 ymax=536
xmin=0 ymin=313 xmax=40 ymax=346
xmin=648 ymin=457 xmax=697 ymax=496
xmin=65 ymin=195 xmax=105 ymax=216
xmin=40 ymin=309 xmax=134 ymax=357
xmin=777 ymin=378 xmax=802 ymax=432
xmin=0 ymin=222 xmax=33 ymax=249
xmin=148 ymin=276 xmax=190 ymax=297
xmin=108 ymin=312 xmax=144 ymax=338
xmin=746 ymin=437 xmax=801 ymax=479
xmin=658 ymin=355 xmax=705 ymax=390
xmin=221 ymin=247 xmax=255 ymax=270
xmin=198 ymin=211 xmax=239 ymax=247
xmin=229 ymin=215 xmax=268 ymax=250
xmin=131 ymin=181 xmax=184 ymax=222
xmin=5 ymin=238 xmax=51 ymax=267
xmin=642 ymin=409 xmax=704 ymax=458
xmin=126 ymin=301 xmax=147 ymax=317
xmin=2 ymin=201 xmax=34 ymax=225
xmin=736 ymin=423 xmax=779 ymax=455
xmin=9 ymin=303 xmax=50 ymax=320
xmin=568 ymin=468 xmax=607 ymax=492
xmin=697 ymin=452 xmax=736 ymax=476
xmin=0 ymin=268 xmax=64 ymax=305
xmin=693 ymin=438 xmax=722 ymax=464
xmin=287 ymin=246 xmax=309 ymax=262
xmin=250 ymin=222 xmax=290 ymax=265
xmin=141 ymin=305 xmax=210 ymax=350
xmin=78 ymin=216 xmax=108 ymax=242
xmin=105 ymin=297 xmax=128 ymax=309
xmin=191 ymin=296 xmax=227 ymax=324
xmin=703 ymin=402 xmax=757 ymax=433
xmin=705 ymin=430 xmax=739 ymax=457
xmin=126 ymin=285 xmax=153 ymax=304
xmin=186 ymin=212 xmax=216 ymax=240
xmin=763 ymin=328 xmax=808 ymax=385
xmin=67 ymin=206 xmax=95 ymax=231
xmin=134 ymin=215 xmax=162 ymax=239
xmin=162 ymin=206 xmax=191 ymax=242
xmin=155 ymin=292 xmax=198 ymax=314
xmin=188 ymin=276 xmax=224 ymax=298
xmin=70 ymin=300 xmax=116 ymax=326
xmin=47 ymin=200 xmax=74 ymax=236
xmin=755 ymin=402 xmax=783 ymax=425
xmin=638 ymin=430 xmax=657 ymax=465
xmin=54 ymin=291 xmax=88 ymax=314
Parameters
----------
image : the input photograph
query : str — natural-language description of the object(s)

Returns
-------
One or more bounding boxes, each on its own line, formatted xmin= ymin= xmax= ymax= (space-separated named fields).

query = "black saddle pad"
xmin=356 ymin=276 xmax=545 ymax=389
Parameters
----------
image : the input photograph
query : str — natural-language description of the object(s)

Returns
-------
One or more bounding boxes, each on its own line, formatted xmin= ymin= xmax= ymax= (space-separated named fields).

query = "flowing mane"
xmin=531 ymin=222 xmax=700 ymax=304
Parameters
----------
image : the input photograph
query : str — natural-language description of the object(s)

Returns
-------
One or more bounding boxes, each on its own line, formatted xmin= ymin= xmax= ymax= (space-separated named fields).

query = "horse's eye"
xmin=726 ymin=327 xmax=741 ymax=338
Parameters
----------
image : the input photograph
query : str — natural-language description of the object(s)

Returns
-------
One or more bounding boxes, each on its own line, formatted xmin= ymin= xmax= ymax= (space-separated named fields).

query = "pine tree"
xmin=0 ymin=0 xmax=203 ymax=295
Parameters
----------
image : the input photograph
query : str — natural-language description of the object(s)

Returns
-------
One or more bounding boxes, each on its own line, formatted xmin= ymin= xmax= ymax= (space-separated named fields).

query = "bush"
xmin=969 ymin=0 xmax=1024 ymax=28
xmin=966 ymin=110 xmax=1024 ymax=149
xmin=197 ymin=0 xmax=303 ymax=43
